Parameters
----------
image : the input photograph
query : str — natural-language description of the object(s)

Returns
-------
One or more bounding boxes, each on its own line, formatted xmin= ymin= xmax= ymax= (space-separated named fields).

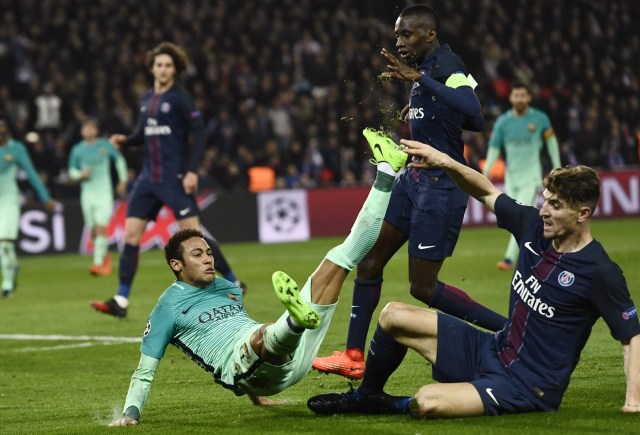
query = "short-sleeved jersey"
xmin=133 ymin=84 xmax=204 ymax=184
xmin=140 ymin=277 xmax=258 ymax=387
xmin=488 ymin=108 xmax=552 ymax=187
xmin=0 ymin=139 xmax=50 ymax=205
xmin=493 ymin=194 xmax=640 ymax=408
xmin=408 ymin=43 xmax=469 ymax=188
xmin=68 ymin=138 xmax=126 ymax=199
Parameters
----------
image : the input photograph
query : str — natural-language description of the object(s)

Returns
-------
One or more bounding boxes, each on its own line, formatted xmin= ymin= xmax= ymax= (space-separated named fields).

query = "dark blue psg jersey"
xmin=130 ymin=84 xmax=205 ymax=184
xmin=493 ymin=194 xmax=640 ymax=408
xmin=408 ymin=44 xmax=468 ymax=187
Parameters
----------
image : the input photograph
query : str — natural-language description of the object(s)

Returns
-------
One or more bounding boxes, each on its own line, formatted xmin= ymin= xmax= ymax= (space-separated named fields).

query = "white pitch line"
xmin=12 ymin=341 xmax=132 ymax=353
xmin=0 ymin=333 xmax=141 ymax=343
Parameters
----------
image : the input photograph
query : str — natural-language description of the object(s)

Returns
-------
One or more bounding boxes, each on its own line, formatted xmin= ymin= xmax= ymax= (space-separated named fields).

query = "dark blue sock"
xmin=345 ymin=278 xmax=382 ymax=351
xmin=358 ymin=323 xmax=408 ymax=396
xmin=431 ymin=281 xmax=507 ymax=332
xmin=206 ymin=237 xmax=237 ymax=282
xmin=117 ymin=244 xmax=139 ymax=298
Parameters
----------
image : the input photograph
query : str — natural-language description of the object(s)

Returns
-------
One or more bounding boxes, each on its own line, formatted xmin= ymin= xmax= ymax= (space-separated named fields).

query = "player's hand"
xmin=248 ymin=395 xmax=286 ymax=406
xmin=380 ymin=48 xmax=422 ymax=82
xmin=183 ymin=171 xmax=198 ymax=195
xmin=81 ymin=168 xmax=91 ymax=180
xmin=400 ymin=104 xmax=410 ymax=122
xmin=116 ymin=181 xmax=127 ymax=197
xmin=109 ymin=134 xmax=127 ymax=149
xmin=400 ymin=139 xmax=449 ymax=169
xmin=44 ymin=200 xmax=58 ymax=214
xmin=109 ymin=417 xmax=139 ymax=427
xmin=622 ymin=402 xmax=640 ymax=413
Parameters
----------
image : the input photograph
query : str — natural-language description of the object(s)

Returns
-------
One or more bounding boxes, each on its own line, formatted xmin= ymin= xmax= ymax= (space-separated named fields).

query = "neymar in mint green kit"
xmin=483 ymin=82 xmax=561 ymax=270
xmin=68 ymin=118 xmax=127 ymax=276
xmin=0 ymin=117 xmax=56 ymax=297
xmin=110 ymin=129 xmax=407 ymax=426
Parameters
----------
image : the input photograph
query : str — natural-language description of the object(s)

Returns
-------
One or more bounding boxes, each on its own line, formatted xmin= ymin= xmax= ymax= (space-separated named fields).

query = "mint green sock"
xmin=0 ymin=241 xmax=18 ymax=291
xmin=93 ymin=235 xmax=108 ymax=266
xmin=325 ymin=170 xmax=395 ymax=271
xmin=263 ymin=318 xmax=303 ymax=355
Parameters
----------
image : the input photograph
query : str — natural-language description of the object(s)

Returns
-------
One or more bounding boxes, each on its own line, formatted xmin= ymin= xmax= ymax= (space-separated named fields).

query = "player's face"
xmin=394 ymin=15 xmax=433 ymax=65
xmin=173 ymin=237 xmax=216 ymax=289
xmin=81 ymin=123 xmax=98 ymax=141
xmin=509 ymin=88 xmax=531 ymax=114
xmin=151 ymin=54 xmax=177 ymax=87
xmin=539 ymin=189 xmax=581 ymax=241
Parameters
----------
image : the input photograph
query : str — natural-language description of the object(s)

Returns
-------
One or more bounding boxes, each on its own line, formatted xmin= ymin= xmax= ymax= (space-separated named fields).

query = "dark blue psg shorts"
xmin=385 ymin=173 xmax=468 ymax=260
xmin=127 ymin=177 xmax=199 ymax=221
xmin=433 ymin=313 xmax=553 ymax=415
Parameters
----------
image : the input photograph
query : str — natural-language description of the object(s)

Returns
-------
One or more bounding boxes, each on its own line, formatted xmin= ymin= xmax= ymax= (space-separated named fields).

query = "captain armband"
xmin=445 ymin=73 xmax=478 ymax=90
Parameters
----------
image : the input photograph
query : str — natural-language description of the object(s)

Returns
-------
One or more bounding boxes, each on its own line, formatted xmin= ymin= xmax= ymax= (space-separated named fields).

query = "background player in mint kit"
xmin=0 ymin=116 xmax=56 ymax=298
xmin=483 ymin=82 xmax=561 ymax=271
xmin=109 ymin=129 xmax=408 ymax=426
xmin=314 ymin=4 xmax=506 ymax=379
xmin=90 ymin=42 xmax=244 ymax=318
xmin=308 ymin=139 xmax=640 ymax=418
xmin=68 ymin=117 xmax=127 ymax=276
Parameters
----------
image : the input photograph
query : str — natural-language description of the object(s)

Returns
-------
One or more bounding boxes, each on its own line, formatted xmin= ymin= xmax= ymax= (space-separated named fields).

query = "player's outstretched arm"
xmin=110 ymin=354 xmax=160 ymax=426
xmin=622 ymin=334 xmax=640 ymax=413
xmin=401 ymin=139 xmax=502 ymax=213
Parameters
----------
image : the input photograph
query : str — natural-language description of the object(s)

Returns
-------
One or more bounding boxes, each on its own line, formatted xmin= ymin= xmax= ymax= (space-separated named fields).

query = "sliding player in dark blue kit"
xmin=314 ymin=4 xmax=506 ymax=378
xmin=308 ymin=140 xmax=640 ymax=418
xmin=91 ymin=42 xmax=243 ymax=318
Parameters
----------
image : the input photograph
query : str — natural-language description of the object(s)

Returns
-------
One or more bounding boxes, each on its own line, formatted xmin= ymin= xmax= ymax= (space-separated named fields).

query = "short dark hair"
xmin=146 ymin=41 xmax=188 ymax=76
xmin=511 ymin=81 xmax=531 ymax=94
xmin=544 ymin=165 xmax=600 ymax=215
xmin=81 ymin=117 xmax=100 ymax=129
xmin=164 ymin=229 xmax=205 ymax=278
xmin=399 ymin=4 xmax=440 ymax=34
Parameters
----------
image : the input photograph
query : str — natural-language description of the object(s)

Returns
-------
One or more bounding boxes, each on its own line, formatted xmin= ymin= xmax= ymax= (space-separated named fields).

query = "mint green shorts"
xmin=0 ymin=202 xmax=20 ymax=240
xmin=231 ymin=277 xmax=337 ymax=396
xmin=81 ymin=194 xmax=113 ymax=228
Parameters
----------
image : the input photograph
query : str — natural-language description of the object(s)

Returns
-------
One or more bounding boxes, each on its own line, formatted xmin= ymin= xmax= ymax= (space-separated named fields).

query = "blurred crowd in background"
xmin=1 ymin=0 xmax=639 ymax=198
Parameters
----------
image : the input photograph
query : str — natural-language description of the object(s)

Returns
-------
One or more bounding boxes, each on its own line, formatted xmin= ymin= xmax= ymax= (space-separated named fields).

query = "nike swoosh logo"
xmin=486 ymin=388 xmax=499 ymax=406
xmin=179 ymin=207 xmax=191 ymax=216
xmin=182 ymin=304 xmax=197 ymax=315
xmin=524 ymin=241 xmax=539 ymax=256
xmin=374 ymin=143 xmax=384 ymax=157
xmin=418 ymin=243 xmax=436 ymax=250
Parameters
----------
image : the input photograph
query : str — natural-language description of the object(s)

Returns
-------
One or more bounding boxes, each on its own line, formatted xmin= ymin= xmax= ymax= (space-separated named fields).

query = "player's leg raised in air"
xmin=254 ymin=128 xmax=407 ymax=389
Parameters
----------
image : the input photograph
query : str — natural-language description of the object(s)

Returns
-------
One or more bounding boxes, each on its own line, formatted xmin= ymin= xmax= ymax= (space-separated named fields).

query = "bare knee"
xmin=379 ymin=302 xmax=408 ymax=334
xmin=123 ymin=221 xmax=144 ymax=245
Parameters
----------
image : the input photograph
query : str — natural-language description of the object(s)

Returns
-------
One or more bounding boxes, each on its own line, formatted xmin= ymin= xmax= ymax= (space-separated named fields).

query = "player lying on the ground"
xmin=109 ymin=128 xmax=408 ymax=426
xmin=307 ymin=139 xmax=640 ymax=418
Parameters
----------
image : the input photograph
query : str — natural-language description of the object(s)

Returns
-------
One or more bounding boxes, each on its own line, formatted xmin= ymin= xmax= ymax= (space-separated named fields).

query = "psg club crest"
xmin=160 ymin=102 xmax=171 ymax=113
xmin=557 ymin=270 xmax=575 ymax=287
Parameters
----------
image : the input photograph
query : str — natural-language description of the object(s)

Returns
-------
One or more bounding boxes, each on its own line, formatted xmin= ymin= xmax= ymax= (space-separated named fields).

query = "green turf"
xmin=1 ymin=218 xmax=639 ymax=434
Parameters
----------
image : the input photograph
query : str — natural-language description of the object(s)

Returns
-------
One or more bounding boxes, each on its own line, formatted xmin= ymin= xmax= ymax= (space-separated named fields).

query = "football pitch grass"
xmin=1 ymin=218 xmax=639 ymax=434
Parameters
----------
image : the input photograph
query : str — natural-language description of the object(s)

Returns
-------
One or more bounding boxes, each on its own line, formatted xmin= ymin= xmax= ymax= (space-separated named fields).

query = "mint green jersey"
xmin=68 ymin=138 xmax=127 ymax=199
xmin=488 ymin=107 xmax=554 ymax=187
xmin=0 ymin=139 xmax=51 ymax=205
xmin=141 ymin=277 xmax=258 ymax=386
